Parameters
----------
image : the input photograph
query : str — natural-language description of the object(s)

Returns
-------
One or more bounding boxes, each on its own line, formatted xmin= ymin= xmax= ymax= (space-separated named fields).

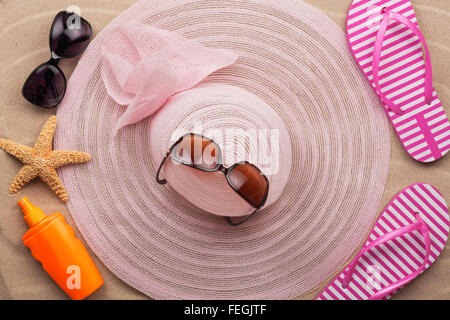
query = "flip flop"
xmin=346 ymin=0 xmax=450 ymax=162
xmin=316 ymin=183 xmax=449 ymax=300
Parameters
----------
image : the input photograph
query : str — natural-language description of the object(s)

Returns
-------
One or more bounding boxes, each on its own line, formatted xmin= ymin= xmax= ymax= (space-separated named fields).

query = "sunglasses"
xmin=156 ymin=133 xmax=269 ymax=226
xmin=22 ymin=11 xmax=93 ymax=109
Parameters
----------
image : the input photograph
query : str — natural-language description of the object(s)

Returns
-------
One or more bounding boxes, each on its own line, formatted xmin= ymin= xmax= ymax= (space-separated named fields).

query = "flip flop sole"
xmin=316 ymin=183 xmax=449 ymax=300
xmin=346 ymin=0 xmax=450 ymax=162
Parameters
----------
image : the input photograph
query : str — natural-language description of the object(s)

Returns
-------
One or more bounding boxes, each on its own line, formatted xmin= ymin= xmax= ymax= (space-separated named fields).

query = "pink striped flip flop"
xmin=316 ymin=183 xmax=449 ymax=300
xmin=346 ymin=0 xmax=450 ymax=162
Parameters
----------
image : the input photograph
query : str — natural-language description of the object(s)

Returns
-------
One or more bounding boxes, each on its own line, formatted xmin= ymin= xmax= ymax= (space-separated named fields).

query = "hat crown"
xmin=149 ymin=84 xmax=292 ymax=217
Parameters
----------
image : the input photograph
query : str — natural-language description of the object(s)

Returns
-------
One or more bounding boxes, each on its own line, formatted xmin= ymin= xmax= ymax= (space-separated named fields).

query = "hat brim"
xmin=55 ymin=0 xmax=390 ymax=299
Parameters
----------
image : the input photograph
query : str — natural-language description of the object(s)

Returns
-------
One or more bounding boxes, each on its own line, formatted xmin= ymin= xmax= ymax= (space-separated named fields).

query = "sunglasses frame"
xmin=156 ymin=133 xmax=270 ymax=226
xmin=22 ymin=11 xmax=92 ymax=109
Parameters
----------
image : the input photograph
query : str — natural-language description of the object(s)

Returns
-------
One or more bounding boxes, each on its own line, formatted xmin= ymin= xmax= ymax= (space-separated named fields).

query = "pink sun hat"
xmin=55 ymin=0 xmax=390 ymax=299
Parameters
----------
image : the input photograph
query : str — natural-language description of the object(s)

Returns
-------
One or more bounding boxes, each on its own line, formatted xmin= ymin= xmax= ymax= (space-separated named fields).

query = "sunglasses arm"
xmin=156 ymin=151 xmax=171 ymax=185
xmin=225 ymin=209 xmax=258 ymax=226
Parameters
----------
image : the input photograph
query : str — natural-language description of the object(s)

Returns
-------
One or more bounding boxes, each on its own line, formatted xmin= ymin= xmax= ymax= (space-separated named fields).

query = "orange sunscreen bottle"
xmin=18 ymin=197 xmax=103 ymax=300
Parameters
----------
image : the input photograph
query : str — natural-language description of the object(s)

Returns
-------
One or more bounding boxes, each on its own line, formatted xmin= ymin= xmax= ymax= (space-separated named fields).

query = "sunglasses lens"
xmin=22 ymin=62 xmax=66 ymax=108
xmin=50 ymin=11 xmax=92 ymax=58
xmin=172 ymin=134 xmax=221 ymax=170
xmin=227 ymin=163 xmax=268 ymax=208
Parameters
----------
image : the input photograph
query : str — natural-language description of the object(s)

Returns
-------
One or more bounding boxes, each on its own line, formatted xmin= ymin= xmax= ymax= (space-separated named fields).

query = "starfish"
xmin=0 ymin=115 xmax=90 ymax=202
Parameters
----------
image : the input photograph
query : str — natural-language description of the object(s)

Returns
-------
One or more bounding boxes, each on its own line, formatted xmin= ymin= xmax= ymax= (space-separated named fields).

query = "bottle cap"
xmin=18 ymin=197 xmax=46 ymax=227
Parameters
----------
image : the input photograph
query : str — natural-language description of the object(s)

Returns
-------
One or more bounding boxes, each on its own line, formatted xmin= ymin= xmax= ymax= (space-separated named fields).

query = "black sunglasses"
xmin=22 ymin=11 xmax=93 ymax=109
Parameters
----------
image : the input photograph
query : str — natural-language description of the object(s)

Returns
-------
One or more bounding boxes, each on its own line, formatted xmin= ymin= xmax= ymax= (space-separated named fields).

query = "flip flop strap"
xmin=342 ymin=213 xmax=431 ymax=300
xmin=372 ymin=8 xmax=433 ymax=115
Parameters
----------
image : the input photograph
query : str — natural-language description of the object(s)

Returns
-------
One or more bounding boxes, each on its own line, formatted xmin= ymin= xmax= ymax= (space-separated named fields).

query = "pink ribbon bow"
xmin=101 ymin=23 xmax=238 ymax=134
